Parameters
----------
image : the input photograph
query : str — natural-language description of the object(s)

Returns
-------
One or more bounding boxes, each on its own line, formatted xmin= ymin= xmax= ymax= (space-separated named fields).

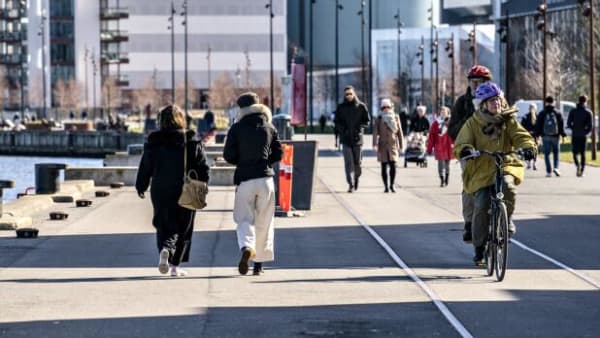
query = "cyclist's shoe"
xmin=462 ymin=222 xmax=473 ymax=243
xmin=473 ymin=246 xmax=486 ymax=266
xmin=508 ymin=221 xmax=517 ymax=237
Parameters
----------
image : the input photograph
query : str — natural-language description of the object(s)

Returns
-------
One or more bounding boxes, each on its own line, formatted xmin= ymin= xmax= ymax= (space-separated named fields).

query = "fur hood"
xmin=147 ymin=129 xmax=195 ymax=147
xmin=236 ymin=104 xmax=272 ymax=124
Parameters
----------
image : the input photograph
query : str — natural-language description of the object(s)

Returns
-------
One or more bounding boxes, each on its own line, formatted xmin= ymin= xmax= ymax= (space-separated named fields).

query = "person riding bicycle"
xmin=453 ymin=82 xmax=536 ymax=266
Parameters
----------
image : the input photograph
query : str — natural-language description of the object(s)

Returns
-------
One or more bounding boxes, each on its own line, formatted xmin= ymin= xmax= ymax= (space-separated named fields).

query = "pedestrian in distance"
xmin=454 ymin=82 xmax=536 ymax=266
xmin=567 ymin=95 xmax=593 ymax=177
xmin=447 ymin=64 xmax=493 ymax=244
xmin=520 ymin=103 xmax=539 ymax=170
xmin=398 ymin=107 xmax=409 ymax=137
xmin=136 ymin=105 xmax=210 ymax=277
xmin=373 ymin=98 xmax=404 ymax=193
xmin=319 ymin=114 xmax=327 ymax=133
xmin=427 ymin=106 xmax=454 ymax=187
xmin=223 ymin=92 xmax=283 ymax=276
xmin=334 ymin=85 xmax=370 ymax=193
xmin=535 ymin=96 xmax=567 ymax=177
xmin=409 ymin=105 xmax=430 ymax=134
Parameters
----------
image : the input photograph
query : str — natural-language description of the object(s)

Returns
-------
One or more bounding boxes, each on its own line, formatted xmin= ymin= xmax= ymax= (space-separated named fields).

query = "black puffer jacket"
xmin=567 ymin=104 xmax=593 ymax=137
xmin=136 ymin=129 xmax=210 ymax=204
xmin=334 ymin=99 xmax=370 ymax=146
xmin=223 ymin=104 xmax=283 ymax=185
xmin=448 ymin=88 xmax=476 ymax=141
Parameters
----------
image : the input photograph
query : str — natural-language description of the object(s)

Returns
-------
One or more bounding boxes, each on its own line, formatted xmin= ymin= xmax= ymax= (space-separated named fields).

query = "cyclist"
xmin=448 ymin=65 xmax=493 ymax=244
xmin=453 ymin=82 xmax=536 ymax=265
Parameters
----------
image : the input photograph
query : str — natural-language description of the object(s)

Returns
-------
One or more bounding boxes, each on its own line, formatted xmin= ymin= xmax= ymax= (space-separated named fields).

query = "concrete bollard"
xmin=35 ymin=163 xmax=67 ymax=194
xmin=0 ymin=180 xmax=16 ymax=218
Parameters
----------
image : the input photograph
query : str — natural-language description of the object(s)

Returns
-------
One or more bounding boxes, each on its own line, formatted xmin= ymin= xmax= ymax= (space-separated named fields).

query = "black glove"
xmin=460 ymin=148 xmax=476 ymax=160
xmin=522 ymin=148 xmax=536 ymax=161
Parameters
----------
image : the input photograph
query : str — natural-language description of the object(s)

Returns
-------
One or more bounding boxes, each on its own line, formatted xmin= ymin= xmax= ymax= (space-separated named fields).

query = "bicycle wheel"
xmin=494 ymin=201 xmax=509 ymax=281
xmin=485 ymin=221 xmax=495 ymax=277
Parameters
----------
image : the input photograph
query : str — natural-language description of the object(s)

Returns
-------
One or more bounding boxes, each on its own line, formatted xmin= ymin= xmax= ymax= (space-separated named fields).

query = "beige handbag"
xmin=178 ymin=132 xmax=208 ymax=210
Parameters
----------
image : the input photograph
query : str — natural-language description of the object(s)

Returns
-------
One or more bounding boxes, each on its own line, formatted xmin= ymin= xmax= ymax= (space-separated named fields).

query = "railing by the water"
xmin=0 ymin=131 xmax=146 ymax=157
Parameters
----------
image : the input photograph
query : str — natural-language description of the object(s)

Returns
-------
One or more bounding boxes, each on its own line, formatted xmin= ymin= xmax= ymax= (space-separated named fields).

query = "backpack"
xmin=543 ymin=111 xmax=559 ymax=136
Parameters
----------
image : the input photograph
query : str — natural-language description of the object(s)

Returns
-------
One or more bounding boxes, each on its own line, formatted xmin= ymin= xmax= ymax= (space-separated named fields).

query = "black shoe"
xmin=473 ymin=246 xmax=485 ymax=266
xmin=252 ymin=262 xmax=264 ymax=276
xmin=440 ymin=176 xmax=444 ymax=187
xmin=462 ymin=222 xmax=472 ymax=243
xmin=444 ymin=174 xmax=449 ymax=186
xmin=390 ymin=186 xmax=396 ymax=193
xmin=384 ymin=187 xmax=389 ymax=193
xmin=353 ymin=179 xmax=359 ymax=191
xmin=347 ymin=184 xmax=353 ymax=193
xmin=238 ymin=247 xmax=255 ymax=275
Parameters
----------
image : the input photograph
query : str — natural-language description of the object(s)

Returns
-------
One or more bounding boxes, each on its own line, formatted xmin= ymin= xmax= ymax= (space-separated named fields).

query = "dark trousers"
xmin=381 ymin=161 xmax=396 ymax=188
xmin=151 ymin=191 xmax=195 ymax=266
xmin=342 ymin=144 xmax=362 ymax=185
xmin=572 ymin=136 xmax=587 ymax=171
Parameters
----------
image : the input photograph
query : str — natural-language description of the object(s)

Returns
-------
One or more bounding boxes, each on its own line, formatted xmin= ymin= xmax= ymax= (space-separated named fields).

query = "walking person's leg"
xmin=443 ymin=160 xmax=450 ymax=186
xmin=437 ymin=160 xmax=444 ymax=187
xmin=389 ymin=161 xmax=397 ymax=192
xmin=342 ymin=144 xmax=354 ymax=192
xmin=233 ymin=180 xmax=258 ymax=275
xmin=151 ymin=195 xmax=180 ymax=274
xmin=252 ymin=177 xmax=276 ymax=275
xmin=352 ymin=145 xmax=363 ymax=190
xmin=542 ymin=138 xmax=552 ymax=176
xmin=581 ymin=138 xmax=587 ymax=175
xmin=381 ymin=162 xmax=389 ymax=192
xmin=552 ymin=137 xmax=560 ymax=175
xmin=169 ymin=209 xmax=195 ymax=277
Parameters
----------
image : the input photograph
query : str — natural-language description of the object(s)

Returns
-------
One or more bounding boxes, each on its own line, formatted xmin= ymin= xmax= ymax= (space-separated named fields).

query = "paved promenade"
xmin=1 ymin=134 xmax=599 ymax=337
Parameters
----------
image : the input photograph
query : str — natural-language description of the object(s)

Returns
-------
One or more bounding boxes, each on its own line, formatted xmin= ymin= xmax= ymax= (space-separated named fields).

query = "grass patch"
xmin=557 ymin=137 xmax=600 ymax=167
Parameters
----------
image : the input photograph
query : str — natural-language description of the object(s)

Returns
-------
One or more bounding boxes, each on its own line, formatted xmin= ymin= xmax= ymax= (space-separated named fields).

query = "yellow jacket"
xmin=453 ymin=107 xmax=536 ymax=194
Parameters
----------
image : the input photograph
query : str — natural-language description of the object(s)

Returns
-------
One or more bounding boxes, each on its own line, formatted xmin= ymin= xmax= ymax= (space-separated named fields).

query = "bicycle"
xmin=461 ymin=149 xmax=523 ymax=282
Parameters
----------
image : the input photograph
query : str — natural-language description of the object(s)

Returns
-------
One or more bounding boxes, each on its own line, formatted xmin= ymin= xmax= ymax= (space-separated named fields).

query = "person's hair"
xmin=545 ymin=96 xmax=554 ymax=104
xmin=528 ymin=104 xmax=537 ymax=125
xmin=158 ymin=105 xmax=187 ymax=130
xmin=416 ymin=105 xmax=426 ymax=114
xmin=344 ymin=85 xmax=355 ymax=92
xmin=579 ymin=95 xmax=588 ymax=104
xmin=439 ymin=106 xmax=450 ymax=116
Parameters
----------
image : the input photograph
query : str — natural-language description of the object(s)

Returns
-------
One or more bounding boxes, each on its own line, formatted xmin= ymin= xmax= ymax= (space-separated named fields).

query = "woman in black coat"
xmin=136 ymin=105 xmax=210 ymax=277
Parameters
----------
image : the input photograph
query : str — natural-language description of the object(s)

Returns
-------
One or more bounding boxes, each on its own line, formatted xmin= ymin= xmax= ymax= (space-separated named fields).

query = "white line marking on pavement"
xmin=319 ymin=177 xmax=474 ymax=338
xmin=511 ymin=239 xmax=600 ymax=289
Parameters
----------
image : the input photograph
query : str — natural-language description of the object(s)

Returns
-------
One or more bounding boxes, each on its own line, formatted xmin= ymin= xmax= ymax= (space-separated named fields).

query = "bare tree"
xmin=175 ymin=80 xmax=197 ymax=109
xmin=65 ymin=79 xmax=82 ymax=117
xmin=131 ymin=76 xmax=161 ymax=112
xmin=210 ymin=72 xmax=236 ymax=109
xmin=28 ymin=74 xmax=44 ymax=111
xmin=0 ymin=66 xmax=7 ymax=111
xmin=53 ymin=79 xmax=69 ymax=120
xmin=102 ymin=76 xmax=121 ymax=114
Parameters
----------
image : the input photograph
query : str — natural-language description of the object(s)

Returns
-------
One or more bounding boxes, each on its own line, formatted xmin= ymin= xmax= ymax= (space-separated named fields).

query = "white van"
xmin=514 ymin=99 xmax=576 ymax=136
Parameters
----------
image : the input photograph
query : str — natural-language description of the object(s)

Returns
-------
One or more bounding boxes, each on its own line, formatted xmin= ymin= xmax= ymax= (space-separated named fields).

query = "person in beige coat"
xmin=373 ymin=99 xmax=404 ymax=192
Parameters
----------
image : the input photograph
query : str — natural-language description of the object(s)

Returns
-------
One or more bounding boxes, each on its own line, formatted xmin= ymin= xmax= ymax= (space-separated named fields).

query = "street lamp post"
xmin=91 ymin=50 xmax=97 ymax=120
xmin=579 ymin=0 xmax=596 ymax=159
xmin=207 ymin=45 xmax=212 ymax=94
xmin=467 ymin=23 xmax=477 ymax=66
xmin=84 ymin=47 xmax=89 ymax=115
xmin=433 ymin=30 xmax=439 ymax=114
xmin=393 ymin=9 xmax=404 ymax=108
xmin=309 ymin=0 xmax=315 ymax=132
xmin=536 ymin=1 xmax=550 ymax=101
xmin=181 ymin=0 xmax=188 ymax=114
xmin=445 ymin=33 xmax=455 ymax=105
xmin=168 ymin=1 xmax=175 ymax=103
xmin=358 ymin=1 xmax=366 ymax=102
xmin=498 ymin=10 xmax=510 ymax=101
xmin=428 ymin=1 xmax=434 ymax=111
xmin=38 ymin=13 xmax=47 ymax=119
xmin=266 ymin=0 xmax=274 ymax=113
xmin=335 ymin=0 xmax=343 ymax=106
xmin=417 ymin=36 xmax=425 ymax=104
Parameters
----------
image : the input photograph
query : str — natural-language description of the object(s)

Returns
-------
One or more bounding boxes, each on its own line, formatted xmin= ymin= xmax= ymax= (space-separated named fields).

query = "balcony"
xmin=115 ymin=75 xmax=129 ymax=87
xmin=0 ymin=8 xmax=25 ymax=20
xmin=101 ymin=52 xmax=130 ymax=64
xmin=0 ymin=53 xmax=22 ymax=65
xmin=0 ymin=31 xmax=24 ymax=42
xmin=100 ymin=7 xmax=129 ymax=20
xmin=100 ymin=30 xmax=129 ymax=43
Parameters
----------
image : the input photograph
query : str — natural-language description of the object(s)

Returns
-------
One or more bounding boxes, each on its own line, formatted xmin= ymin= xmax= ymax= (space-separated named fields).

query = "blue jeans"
xmin=542 ymin=136 xmax=560 ymax=173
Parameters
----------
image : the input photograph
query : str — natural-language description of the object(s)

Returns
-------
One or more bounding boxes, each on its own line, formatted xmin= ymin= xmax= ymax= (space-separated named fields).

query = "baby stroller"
xmin=404 ymin=132 xmax=428 ymax=168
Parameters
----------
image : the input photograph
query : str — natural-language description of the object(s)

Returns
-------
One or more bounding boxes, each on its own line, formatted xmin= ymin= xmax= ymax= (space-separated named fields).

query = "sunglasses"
xmin=344 ymin=93 xmax=353 ymax=96
xmin=381 ymin=106 xmax=391 ymax=109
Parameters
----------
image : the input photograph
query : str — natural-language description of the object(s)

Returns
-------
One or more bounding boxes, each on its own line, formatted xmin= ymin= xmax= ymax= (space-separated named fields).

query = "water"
xmin=0 ymin=155 xmax=103 ymax=202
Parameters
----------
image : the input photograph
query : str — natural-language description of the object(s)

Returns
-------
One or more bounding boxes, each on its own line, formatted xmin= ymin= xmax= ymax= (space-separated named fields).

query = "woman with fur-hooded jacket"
xmin=136 ymin=105 xmax=210 ymax=277
xmin=223 ymin=92 xmax=283 ymax=276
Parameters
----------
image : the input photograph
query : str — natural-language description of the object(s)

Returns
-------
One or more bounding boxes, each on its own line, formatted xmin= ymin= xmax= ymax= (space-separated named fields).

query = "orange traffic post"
xmin=278 ymin=144 xmax=294 ymax=213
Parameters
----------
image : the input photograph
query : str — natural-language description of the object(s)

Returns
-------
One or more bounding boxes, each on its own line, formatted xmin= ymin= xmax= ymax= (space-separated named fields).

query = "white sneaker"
xmin=158 ymin=249 xmax=169 ymax=274
xmin=170 ymin=266 xmax=188 ymax=277
xmin=553 ymin=168 xmax=561 ymax=177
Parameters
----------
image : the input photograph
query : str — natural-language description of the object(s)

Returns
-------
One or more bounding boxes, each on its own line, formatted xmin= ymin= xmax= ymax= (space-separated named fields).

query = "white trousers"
xmin=233 ymin=177 xmax=276 ymax=262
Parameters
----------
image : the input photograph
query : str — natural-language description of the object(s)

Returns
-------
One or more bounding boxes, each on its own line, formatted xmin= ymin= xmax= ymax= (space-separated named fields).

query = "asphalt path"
xmin=1 ymin=134 xmax=598 ymax=337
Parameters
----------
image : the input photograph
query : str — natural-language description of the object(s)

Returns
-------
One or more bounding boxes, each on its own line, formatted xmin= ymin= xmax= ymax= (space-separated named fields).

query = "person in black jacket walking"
xmin=223 ymin=92 xmax=283 ymax=276
xmin=334 ymin=85 xmax=370 ymax=192
xmin=535 ymin=96 xmax=567 ymax=177
xmin=520 ymin=103 xmax=539 ymax=170
xmin=567 ymin=95 xmax=593 ymax=177
xmin=136 ymin=105 xmax=210 ymax=277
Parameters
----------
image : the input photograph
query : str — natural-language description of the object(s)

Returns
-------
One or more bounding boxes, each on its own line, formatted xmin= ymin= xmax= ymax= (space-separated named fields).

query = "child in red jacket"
xmin=427 ymin=106 xmax=454 ymax=187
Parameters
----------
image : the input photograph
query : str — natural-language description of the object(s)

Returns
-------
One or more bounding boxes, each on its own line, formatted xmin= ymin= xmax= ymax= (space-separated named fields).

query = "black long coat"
xmin=136 ymin=129 xmax=209 ymax=264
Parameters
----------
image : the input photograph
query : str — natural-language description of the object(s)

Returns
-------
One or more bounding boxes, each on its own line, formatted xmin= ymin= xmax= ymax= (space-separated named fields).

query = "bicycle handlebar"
xmin=460 ymin=149 xmax=524 ymax=161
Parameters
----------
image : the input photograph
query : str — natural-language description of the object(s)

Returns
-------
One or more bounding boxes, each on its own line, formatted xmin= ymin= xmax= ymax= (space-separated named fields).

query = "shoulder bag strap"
xmin=182 ymin=130 xmax=187 ymax=181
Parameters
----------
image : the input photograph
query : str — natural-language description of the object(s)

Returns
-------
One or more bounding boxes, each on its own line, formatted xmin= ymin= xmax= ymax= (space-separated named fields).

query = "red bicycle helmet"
xmin=467 ymin=65 xmax=492 ymax=80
